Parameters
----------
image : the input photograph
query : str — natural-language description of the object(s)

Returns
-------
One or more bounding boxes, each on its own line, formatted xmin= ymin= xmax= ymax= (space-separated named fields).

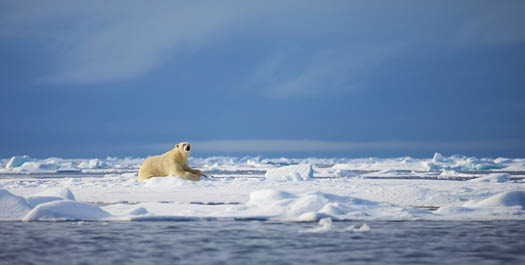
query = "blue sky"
xmin=1 ymin=1 xmax=524 ymax=158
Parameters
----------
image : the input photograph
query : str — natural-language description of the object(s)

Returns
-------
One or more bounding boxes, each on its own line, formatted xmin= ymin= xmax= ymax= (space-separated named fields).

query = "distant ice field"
xmin=1 ymin=153 xmax=524 ymax=222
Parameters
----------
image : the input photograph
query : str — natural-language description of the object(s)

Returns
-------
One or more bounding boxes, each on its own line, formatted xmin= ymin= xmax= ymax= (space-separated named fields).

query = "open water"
xmin=1 ymin=220 xmax=524 ymax=265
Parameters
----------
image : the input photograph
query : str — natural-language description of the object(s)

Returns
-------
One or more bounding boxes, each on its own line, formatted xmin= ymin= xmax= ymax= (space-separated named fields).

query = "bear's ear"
xmin=175 ymin=144 xmax=179 ymax=148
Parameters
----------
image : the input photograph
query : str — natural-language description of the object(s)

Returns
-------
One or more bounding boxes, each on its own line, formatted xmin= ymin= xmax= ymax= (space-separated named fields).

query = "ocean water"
xmin=1 ymin=221 xmax=524 ymax=265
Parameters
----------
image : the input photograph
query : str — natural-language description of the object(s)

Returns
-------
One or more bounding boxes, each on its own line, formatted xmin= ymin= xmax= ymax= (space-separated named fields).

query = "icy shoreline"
xmin=1 ymin=153 xmax=524 ymax=222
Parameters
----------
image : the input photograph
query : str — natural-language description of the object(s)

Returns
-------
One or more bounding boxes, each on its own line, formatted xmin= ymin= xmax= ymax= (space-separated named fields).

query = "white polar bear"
xmin=138 ymin=142 xmax=204 ymax=182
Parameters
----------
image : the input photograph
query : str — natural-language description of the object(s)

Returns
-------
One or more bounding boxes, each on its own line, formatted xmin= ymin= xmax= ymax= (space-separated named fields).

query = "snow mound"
xmin=0 ymin=189 xmax=32 ymax=220
xmin=264 ymin=164 xmax=313 ymax=181
xmin=240 ymin=189 xmax=427 ymax=221
xmin=468 ymin=173 xmax=510 ymax=183
xmin=5 ymin=155 xmax=31 ymax=168
xmin=436 ymin=191 xmax=525 ymax=220
xmin=23 ymin=200 xmax=110 ymax=221
xmin=464 ymin=191 xmax=525 ymax=208
xmin=25 ymin=188 xmax=76 ymax=208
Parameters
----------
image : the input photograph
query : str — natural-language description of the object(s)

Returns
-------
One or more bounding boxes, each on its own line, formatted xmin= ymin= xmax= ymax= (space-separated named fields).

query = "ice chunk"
xmin=463 ymin=191 xmax=525 ymax=208
xmin=264 ymin=164 xmax=313 ymax=181
xmin=25 ymin=188 xmax=76 ymax=208
xmin=432 ymin=152 xmax=445 ymax=163
xmin=23 ymin=200 xmax=111 ymax=221
xmin=300 ymin=218 xmax=333 ymax=233
xmin=5 ymin=155 xmax=31 ymax=168
xmin=468 ymin=173 xmax=510 ymax=183
xmin=438 ymin=169 xmax=460 ymax=179
xmin=0 ymin=189 xmax=32 ymax=220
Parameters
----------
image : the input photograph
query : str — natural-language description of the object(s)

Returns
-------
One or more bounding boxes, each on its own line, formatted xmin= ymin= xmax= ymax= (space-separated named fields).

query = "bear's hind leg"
xmin=138 ymin=170 xmax=154 ymax=182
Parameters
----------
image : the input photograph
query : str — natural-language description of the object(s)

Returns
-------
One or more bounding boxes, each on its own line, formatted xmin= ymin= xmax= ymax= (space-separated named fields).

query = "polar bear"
xmin=138 ymin=142 xmax=204 ymax=182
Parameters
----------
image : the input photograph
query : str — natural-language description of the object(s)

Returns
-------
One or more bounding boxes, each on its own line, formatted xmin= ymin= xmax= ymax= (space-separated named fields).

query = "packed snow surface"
xmin=0 ymin=153 xmax=524 ymax=222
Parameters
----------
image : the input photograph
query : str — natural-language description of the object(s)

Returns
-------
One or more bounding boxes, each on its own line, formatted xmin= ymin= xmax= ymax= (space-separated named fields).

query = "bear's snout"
xmin=185 ymin=145 xmax=191 ymax=152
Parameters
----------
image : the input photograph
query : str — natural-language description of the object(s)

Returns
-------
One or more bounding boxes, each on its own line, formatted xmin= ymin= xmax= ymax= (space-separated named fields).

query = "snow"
xmin=0 ymin=154 xmax=524 ymax=222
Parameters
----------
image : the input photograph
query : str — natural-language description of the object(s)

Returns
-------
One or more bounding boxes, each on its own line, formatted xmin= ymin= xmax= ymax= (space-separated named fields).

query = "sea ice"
xmin=1 ymin=154 xmax=525 ymax=222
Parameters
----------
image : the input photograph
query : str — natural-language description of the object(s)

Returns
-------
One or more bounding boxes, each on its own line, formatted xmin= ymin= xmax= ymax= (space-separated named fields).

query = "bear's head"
xmin=175 ymin=142 xmax=192 ymax=159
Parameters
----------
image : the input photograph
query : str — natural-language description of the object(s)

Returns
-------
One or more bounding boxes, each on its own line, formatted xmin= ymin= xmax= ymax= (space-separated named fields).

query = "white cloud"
xmin=1 ymin=1 xmax=261 ymax=85
xmin=1 ymin=1 xmax=524 ymax=87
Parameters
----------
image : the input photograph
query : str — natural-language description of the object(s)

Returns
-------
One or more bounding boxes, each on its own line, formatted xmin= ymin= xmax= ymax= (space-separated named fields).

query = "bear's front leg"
xmin=173 ymin=169 xmax=201 ymax=181
xmin=183 ymin=164 xmax=204 ymax=176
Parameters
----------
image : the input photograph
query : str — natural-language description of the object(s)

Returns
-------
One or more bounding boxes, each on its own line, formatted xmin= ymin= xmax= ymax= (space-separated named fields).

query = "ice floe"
xmin=0 ymin=153 xmax=524 ymax=222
